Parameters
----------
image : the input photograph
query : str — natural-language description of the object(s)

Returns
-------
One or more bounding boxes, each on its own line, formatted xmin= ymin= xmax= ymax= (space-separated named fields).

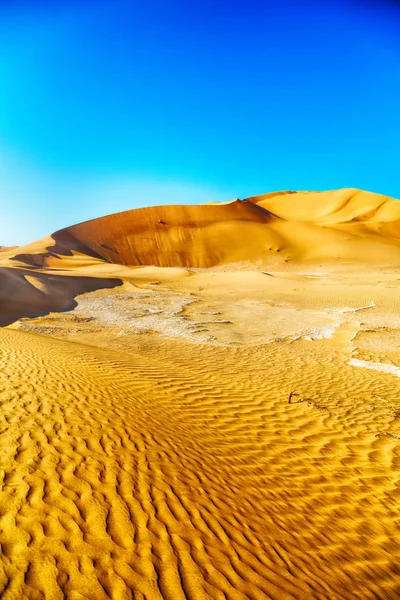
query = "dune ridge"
xmin=3 ymin=188 xmax=400 ymax=273
xmin=41 ymin=187 xmax=400 ymax=266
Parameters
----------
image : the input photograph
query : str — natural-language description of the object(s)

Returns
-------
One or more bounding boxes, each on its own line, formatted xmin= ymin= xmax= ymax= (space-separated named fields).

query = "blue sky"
xmin=1 ymin=0 xmax=400 ymax=245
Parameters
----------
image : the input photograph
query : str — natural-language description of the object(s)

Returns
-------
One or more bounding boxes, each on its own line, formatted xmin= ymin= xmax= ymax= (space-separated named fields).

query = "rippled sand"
xmin=2 ymin=190 xmax=400 ymax=597
xmin=1 ymin=267 xmax=400 ymax=599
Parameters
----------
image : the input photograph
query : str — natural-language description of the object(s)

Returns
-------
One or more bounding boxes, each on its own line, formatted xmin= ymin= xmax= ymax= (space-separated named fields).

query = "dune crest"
xmin=51 ymin=187 xmax=400 ymax=267
xmin=2 ymin=188 xmax=400 ymax=274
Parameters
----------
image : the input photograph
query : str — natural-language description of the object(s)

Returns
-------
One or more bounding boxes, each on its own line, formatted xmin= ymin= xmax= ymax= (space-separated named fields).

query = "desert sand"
xmin=1 ymin=188 xmax=400 ymax=598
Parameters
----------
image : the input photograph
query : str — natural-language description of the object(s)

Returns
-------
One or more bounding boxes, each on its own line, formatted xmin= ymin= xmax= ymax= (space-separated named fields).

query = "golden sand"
xmin=1 ymin=189 xmax=400 ymax=598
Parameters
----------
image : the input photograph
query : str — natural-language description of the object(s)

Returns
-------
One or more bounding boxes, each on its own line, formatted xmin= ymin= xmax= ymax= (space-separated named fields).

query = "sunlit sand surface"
xmin=1 ymin=189 xmax=400 ymax=598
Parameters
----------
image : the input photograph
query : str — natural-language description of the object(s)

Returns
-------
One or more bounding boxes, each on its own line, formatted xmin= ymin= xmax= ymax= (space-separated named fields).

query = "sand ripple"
xmin=0 ymin=330 xmax=400 ymax=598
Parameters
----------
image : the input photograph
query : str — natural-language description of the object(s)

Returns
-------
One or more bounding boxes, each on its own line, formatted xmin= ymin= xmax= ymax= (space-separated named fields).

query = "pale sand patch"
xmin=349 ymin=357 xmax=400 ymax=378
xmin=301 ymin=323 xmax=339 ymax=340
xmin=337 ymin=301 xmax=376 ymax=313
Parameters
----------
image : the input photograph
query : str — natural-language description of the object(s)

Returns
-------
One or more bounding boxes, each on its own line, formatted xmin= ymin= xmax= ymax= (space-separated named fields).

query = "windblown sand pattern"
xmin=1 ymin=189 xmax=400 ymax=598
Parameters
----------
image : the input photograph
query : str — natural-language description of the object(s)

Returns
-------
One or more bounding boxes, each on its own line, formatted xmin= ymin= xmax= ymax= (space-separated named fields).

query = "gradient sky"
xmin=1 ymin=0 xmax=400 ymax=245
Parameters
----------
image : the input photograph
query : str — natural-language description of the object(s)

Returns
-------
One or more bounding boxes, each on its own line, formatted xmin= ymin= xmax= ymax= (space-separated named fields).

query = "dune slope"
xmin=3 ymin=188 xmax=400 ymax=276
xmin=0 ymin=267 xmax=122 ymax=326
xmin=42 ymin=199 xmax=277 ymax=268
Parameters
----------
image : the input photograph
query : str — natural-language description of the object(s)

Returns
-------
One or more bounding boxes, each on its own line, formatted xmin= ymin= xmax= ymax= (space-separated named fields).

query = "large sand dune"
xmin=4 ymin=188 xmax=400 ymax=274
xmin=1 ymin=189 xmax=400 ymax=598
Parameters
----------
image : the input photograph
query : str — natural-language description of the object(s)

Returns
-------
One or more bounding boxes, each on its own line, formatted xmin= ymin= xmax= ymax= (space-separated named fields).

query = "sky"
xmin=1 ymin=0 xmax=400 ymax=245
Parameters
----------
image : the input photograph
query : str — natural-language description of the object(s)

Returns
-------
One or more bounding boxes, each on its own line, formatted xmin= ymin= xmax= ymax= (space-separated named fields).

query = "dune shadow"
xmin=0 ymin=267 xmax=123 ymax=327
xmin=12 ymin=230 xmax=105 ymax=269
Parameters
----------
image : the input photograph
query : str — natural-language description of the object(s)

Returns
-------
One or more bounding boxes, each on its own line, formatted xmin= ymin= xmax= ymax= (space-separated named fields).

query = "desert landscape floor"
xmin=1 ymin=267 xmax=400 ymax=598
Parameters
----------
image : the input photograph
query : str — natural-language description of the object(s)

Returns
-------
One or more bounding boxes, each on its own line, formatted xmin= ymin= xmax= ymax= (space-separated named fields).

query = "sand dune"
xmin=0 ymin=267 xmax=122 ymax=326
xmin=42 ymin=188 xmax=400 ymax=267
xmin=3 ymin=188 xmax=400 ymax=276
xmin=1 ymin=189 xmax=400 ymax=598
xmin=1 ymin=186 xmax=399 ymax=327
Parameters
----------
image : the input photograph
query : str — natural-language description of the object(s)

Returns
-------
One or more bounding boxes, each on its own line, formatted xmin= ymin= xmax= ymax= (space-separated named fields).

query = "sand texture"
xmin=1 ymin=189 xmax=400 ymax=598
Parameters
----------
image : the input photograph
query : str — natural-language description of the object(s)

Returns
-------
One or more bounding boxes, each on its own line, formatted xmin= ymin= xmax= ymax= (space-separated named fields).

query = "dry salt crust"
xmin=19 ymin=287 xmax=374 ymax=346
xmin=349 ymin=358 xmax=400 ymax=378
xmin=337 ymin=301 xmax=376 ymax=314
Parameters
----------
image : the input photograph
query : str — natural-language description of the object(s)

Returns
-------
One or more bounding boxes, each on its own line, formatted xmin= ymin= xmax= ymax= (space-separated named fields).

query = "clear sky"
xmin=1 ymin=0 xmax=400 ymax=245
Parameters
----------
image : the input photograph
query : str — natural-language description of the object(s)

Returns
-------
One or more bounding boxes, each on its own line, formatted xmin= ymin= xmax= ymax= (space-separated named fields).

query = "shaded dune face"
xmin=13 ymin=230 xmax=105 ymax=268
xmin=54 ymin=200 xmax=276 ymax=268
xmin=0 ymin=268 xmax=122 ymax=326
